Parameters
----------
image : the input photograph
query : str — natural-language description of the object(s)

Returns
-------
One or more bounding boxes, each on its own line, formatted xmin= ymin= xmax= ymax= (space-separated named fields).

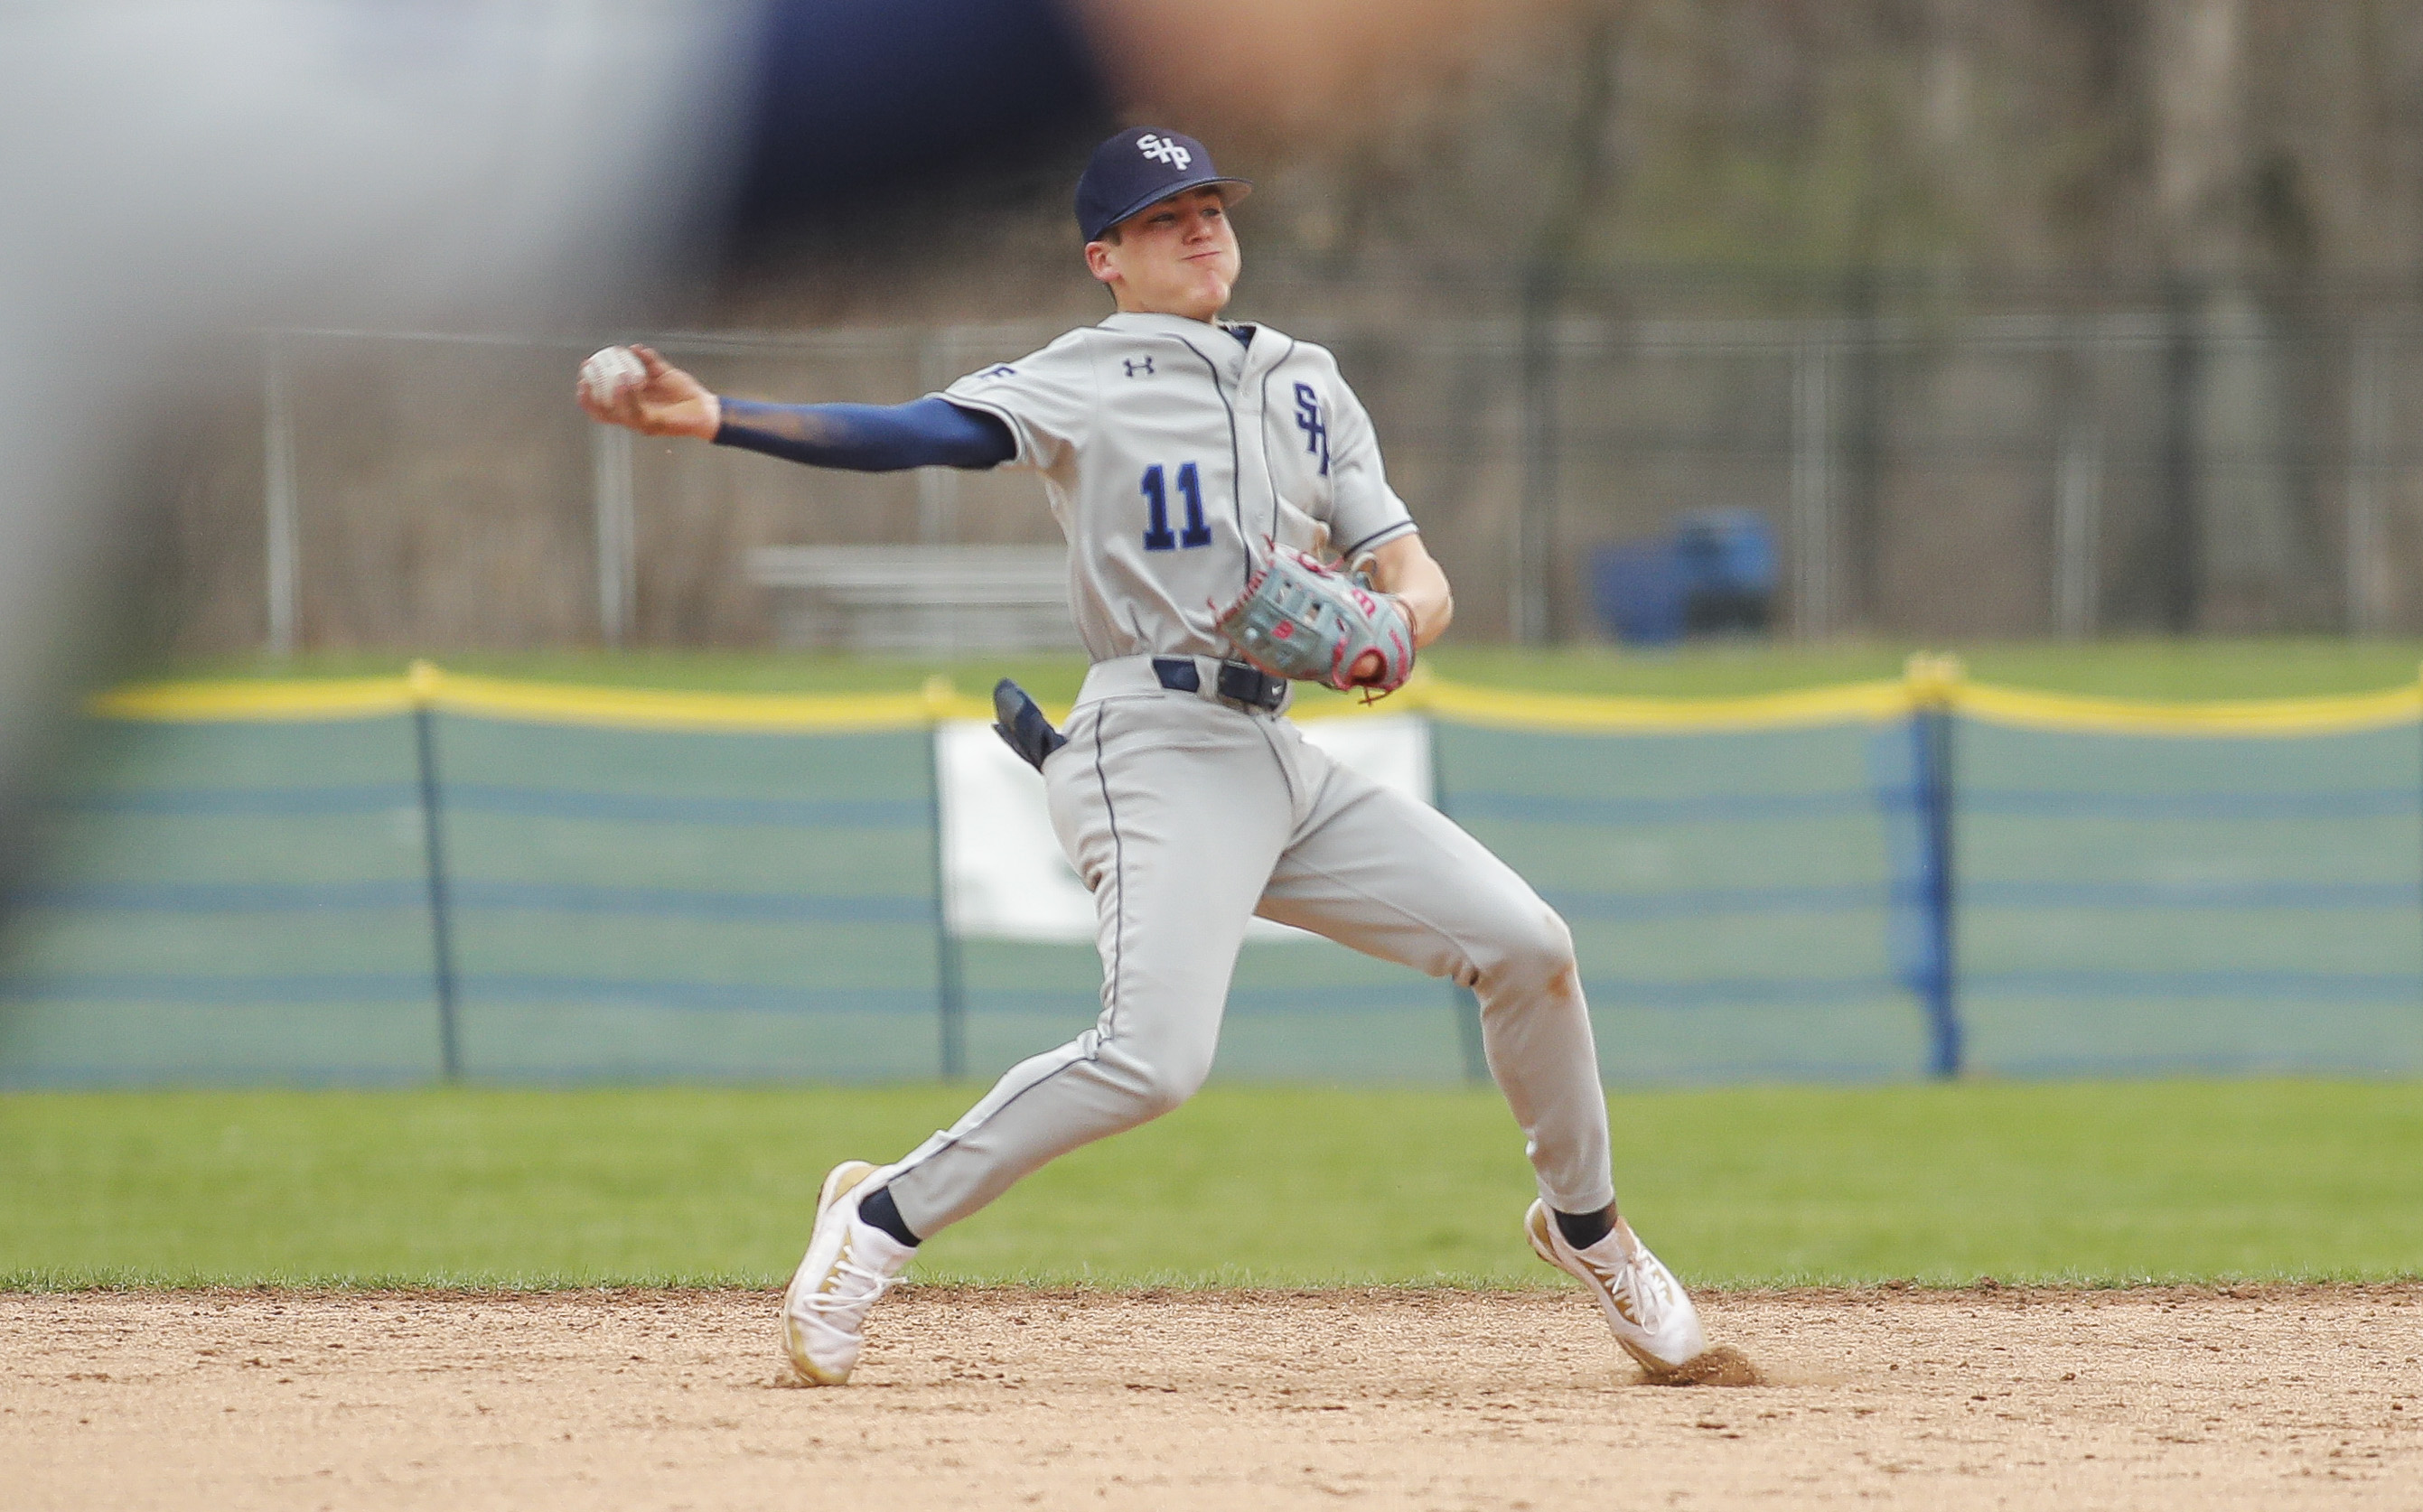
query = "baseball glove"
xmin=1213 ymin=546 xmax=1416 ymax=695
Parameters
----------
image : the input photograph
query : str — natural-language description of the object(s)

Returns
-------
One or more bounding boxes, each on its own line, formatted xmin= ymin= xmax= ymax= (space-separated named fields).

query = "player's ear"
xmin=1083 ymin=239 xmax=1119 ymax=285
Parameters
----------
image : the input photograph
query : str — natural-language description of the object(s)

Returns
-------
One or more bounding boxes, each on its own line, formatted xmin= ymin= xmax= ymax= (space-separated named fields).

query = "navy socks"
xmin=858 ymin=1185 xmax=921 ymax=1247
xmin=1553 ymin=1206 xmax=1614 ymax=1250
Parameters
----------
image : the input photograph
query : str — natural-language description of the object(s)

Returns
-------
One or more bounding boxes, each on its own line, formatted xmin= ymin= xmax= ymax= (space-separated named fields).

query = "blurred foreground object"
xmin=1071 ymin=0 xmax=1572 ymax=140
xmin=0 ymin=0 xmax=1564 ymax=891
xmin=0 ymin=1 xmax=753 ymax=901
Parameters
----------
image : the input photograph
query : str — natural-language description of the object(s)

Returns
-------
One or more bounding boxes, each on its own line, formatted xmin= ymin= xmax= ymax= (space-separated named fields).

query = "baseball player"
xmin=577 ymin=127 xmax=1709 ymax=1384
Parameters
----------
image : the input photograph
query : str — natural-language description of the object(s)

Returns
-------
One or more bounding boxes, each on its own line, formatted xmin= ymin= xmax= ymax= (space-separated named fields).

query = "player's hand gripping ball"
xmin=578 ymin=346 xmax=649 ymax=407
xmin=1214 ymin=546 xmax=1416 ymax=695
xmin=575 ymin=344 xmax=721 ymax=439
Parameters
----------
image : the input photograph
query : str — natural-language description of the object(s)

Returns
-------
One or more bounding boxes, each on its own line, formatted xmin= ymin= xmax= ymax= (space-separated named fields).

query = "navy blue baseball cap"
xmin=1075 ymin=127 xmax=1251 ymax=242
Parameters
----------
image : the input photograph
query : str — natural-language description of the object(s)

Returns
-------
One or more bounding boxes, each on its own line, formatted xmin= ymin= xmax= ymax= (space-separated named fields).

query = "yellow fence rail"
xmin=83 ymin=657 xmax=2423 ymax=738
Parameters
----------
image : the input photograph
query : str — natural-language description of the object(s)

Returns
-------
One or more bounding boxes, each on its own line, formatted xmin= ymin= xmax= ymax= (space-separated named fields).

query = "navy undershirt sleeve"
xmin=712 ymin=396 xmax=1015 ymax=471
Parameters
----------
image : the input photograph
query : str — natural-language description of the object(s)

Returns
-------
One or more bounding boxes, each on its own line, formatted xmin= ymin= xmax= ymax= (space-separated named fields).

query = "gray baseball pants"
xmin=884 ymin=665 xmax=1616 ymax=1239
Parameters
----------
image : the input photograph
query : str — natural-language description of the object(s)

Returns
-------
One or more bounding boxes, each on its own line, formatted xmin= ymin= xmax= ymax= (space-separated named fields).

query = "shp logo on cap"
xmin=1137 ymin=134 xmax=1193 ymax=171
xmin=1075 ymin=126 xmax=1252 ymax=242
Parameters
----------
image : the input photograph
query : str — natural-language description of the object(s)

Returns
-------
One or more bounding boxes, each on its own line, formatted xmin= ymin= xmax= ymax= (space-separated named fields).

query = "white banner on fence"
xmin=936 ymin=714 xmax=1434 ymax=944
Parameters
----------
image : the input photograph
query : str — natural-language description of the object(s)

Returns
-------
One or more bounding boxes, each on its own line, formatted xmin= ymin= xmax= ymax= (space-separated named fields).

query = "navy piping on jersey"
xmin=1255 ymin=335 xmax=1300 ymax=548
xmin=1092 ymin=703 xmax=1127 ymax=1039
xmin=1340 ymin=518 xmax=1420 ymax=562
xmin=1169 ymin=335 xmax=1250 ymax=591
xmin=888 ymin=1032 xmax=1094 ymax=1184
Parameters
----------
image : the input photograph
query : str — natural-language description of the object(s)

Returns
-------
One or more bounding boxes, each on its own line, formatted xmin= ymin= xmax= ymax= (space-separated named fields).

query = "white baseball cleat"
xmin=782 ymin=1160 xmax=914 ymax=1386
xmin=1525 ymin=1200 xmax=1708 ymax=1374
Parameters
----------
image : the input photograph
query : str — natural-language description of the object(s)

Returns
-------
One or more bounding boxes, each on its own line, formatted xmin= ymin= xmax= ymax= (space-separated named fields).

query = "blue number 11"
xmin=1141 ymin=462 xmax=1212 ymax=552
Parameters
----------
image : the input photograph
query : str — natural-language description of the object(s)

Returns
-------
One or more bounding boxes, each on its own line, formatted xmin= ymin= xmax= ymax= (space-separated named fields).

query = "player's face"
xmin=1085 ymin=188 xmax=1241 ymax=322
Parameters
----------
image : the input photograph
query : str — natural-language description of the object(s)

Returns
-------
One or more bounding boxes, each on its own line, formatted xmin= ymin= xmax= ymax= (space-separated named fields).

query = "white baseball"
xmin=578 ymin=345 xmax=648 ymax=406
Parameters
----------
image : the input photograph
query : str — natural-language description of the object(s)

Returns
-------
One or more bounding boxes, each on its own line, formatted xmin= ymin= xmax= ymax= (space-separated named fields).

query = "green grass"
xmin=141 ymin=639 xmax=2423 ymax=704
xmin=5 ymin=1081 xmax=2417 ymax=1290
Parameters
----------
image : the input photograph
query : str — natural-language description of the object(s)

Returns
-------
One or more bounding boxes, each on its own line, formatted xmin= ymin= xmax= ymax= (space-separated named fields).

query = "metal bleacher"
xmin=747 ymin=546 xmax=1077 ymax=655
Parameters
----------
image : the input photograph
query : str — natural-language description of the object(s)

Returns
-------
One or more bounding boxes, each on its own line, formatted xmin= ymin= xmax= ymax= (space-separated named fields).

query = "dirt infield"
xmin=6 ymin=1285 xmax=2418 ymax=1510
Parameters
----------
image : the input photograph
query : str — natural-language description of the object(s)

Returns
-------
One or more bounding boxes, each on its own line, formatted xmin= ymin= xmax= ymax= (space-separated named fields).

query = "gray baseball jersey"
xmin=877 ymin=310 xmax=1623 ymax=1248
xmin=937 ymin=312 xmax=1418 ymax=663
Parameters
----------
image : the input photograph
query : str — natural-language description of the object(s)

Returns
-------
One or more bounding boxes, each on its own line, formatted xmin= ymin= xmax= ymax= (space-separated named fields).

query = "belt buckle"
xmin=1216 ymin=660 xmax=1283 ymax=711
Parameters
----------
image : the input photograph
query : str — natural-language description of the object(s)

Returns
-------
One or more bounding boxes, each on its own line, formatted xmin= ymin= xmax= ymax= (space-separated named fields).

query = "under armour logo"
xmin=1137 ymin=134 xmax=1192 ymax=170
xmin=1124 ymin=357 xmax=1155 ymax=378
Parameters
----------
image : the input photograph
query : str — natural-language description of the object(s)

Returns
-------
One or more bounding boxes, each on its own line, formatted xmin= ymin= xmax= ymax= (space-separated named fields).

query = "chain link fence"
xmin=164 ymin=280 xmax=2423 ymax=653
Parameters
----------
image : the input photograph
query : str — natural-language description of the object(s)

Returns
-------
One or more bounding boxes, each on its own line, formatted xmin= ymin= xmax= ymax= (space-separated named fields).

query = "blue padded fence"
xmin=3 ymin=670 xmax=2418 ymax=1086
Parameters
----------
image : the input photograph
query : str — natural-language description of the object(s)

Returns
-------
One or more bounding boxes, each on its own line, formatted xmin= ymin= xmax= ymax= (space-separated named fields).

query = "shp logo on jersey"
xmin=1137 ymin=134 xmax=1193 ymax=170
xmin=1294 ymin=383 xmax=1330 ymax=476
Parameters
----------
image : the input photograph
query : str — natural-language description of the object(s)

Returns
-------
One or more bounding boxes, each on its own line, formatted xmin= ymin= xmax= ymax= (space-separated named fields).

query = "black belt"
xmin=1152 ymin=656 xmax=1286 ymax=711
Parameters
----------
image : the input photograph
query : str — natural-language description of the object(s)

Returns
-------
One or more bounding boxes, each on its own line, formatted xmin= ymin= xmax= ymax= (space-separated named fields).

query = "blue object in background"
xmin=1592 ymin=509 xmax=1778 ymax=646
xmin=1591 ymin=542 xmax=1691 ymax=646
